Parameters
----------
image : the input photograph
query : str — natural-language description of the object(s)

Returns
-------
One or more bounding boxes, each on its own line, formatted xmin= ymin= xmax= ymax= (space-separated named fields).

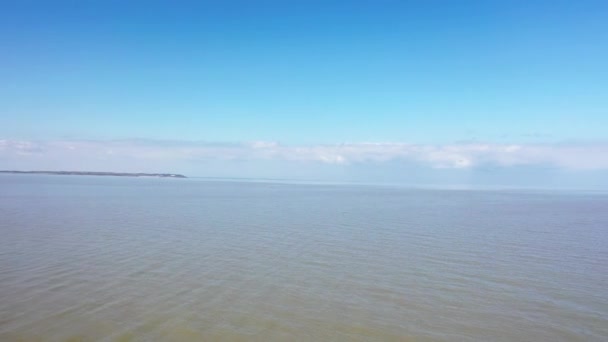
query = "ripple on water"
xmin=1 ymin=176 xmax=607 ymax=341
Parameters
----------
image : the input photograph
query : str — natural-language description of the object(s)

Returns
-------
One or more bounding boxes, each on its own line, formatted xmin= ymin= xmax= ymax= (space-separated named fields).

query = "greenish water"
xmin=1 ymin=175 xmax=607 ymax=341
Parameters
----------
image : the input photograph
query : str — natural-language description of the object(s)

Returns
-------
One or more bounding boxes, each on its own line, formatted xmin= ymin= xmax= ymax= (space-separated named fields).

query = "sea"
xmin=1 ymin=174 xmax=607 ymax=341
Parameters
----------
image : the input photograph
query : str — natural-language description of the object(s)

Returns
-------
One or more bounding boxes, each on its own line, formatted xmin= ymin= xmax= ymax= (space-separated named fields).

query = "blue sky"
xmin=1 ymin=1 xmax=607 ymax=188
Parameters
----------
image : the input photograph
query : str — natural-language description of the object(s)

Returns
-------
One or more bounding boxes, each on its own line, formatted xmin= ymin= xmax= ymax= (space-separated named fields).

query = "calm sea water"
xmin=1 ymin=175 xmax=607 ymax=341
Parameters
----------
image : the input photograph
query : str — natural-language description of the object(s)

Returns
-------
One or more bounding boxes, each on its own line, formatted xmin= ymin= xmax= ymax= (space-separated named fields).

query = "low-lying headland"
xmin=0 ymin=170 xmax=187 ymax=178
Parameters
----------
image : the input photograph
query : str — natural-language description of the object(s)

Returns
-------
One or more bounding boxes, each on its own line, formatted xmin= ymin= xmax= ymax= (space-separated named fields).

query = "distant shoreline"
xmin=0 ymin=171 xmax=187 ymax=178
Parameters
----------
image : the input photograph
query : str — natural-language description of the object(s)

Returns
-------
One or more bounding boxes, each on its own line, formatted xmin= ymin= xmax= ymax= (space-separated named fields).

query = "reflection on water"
xmin=1 ymin=175 xmax=607 ymax=341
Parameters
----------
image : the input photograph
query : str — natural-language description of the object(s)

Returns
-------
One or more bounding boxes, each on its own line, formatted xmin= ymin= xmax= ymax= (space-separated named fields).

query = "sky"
xmin=1 ymin=0 xmax=607 ymax=188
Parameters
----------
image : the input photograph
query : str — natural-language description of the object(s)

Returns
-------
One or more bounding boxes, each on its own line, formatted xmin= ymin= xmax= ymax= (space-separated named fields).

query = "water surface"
xmin=1 ymin=175 xmax=607 ymax=341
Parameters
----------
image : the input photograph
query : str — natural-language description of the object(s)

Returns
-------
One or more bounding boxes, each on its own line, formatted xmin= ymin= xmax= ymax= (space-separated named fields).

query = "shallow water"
xmin=1 ymin=175 xmax=607 ymax=341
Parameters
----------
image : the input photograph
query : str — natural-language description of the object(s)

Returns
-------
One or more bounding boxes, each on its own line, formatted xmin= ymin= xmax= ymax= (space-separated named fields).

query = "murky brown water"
xmin=1 ymin=175 xmax=607 ymax=341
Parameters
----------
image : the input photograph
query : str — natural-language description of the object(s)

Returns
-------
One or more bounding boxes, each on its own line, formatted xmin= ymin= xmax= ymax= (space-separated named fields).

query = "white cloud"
xmin=1 ymin=139 xmax=608 ymax=171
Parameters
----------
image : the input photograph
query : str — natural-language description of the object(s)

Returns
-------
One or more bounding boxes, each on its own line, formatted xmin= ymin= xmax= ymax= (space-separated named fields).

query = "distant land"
xmin=0 ymin=171 xmax=187 ymax=178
